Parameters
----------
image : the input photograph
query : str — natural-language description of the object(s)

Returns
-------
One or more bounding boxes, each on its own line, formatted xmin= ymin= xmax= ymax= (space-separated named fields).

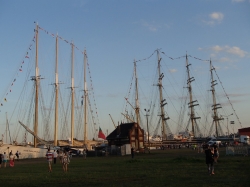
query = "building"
xmin=238 ymin=127 xmax=250 ymax=136
xmin=106 ymin=122 xmax=144 ymax=151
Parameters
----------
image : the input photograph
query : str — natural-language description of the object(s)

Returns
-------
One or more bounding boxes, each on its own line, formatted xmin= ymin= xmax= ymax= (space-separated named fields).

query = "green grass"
xmin=0 ymin=148 xmax=249 ymax=187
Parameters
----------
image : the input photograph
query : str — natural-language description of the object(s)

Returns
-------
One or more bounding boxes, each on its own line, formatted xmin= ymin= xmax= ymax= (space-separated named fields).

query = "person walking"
xmin=213 ymin=142 xmax=219 ymax=163
xmin=45 ymin=148 xmax=53 ymax=172
xmin=3 ymin=152 xmax=8 ymax=168
xmin=131 ymin=147 xmax=134 ymax=159
xmin=204 ymin=144 xmax=215 ymax=175
xmin=58 ymin=149 xmax=63 ymax=163
xmin=83 ymin=149 xmax=86 ymax=159
xmin=15 ymin=151 xmax=20 ymax=161
xmin=53 ymin=150 xmax=58 ymax=164
xmin=62 ymin=150 xmax=70 ymax=172
xmin=9 ymin=153 xmax=15 ymax=167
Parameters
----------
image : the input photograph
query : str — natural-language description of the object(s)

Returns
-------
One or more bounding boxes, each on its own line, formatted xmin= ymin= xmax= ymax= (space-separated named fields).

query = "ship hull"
xmin=0 ymin=144 xmax=48 ymax=159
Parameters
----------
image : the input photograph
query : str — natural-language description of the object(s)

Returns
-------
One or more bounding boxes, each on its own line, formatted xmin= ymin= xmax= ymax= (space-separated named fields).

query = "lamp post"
xmin=144 ymin=109 xmax=150 ymax=153
xmin=221 ymin=113 xmax=233 ymax=136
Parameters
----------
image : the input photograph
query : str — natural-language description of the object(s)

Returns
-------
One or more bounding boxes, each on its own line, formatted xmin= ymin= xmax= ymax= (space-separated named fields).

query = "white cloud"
xmin=210 ymin=12 xmax=224 ymax=21
xmin=202 ymin=12 xmax=224 ymax=26
xmin=169 ymin=69 xmax=177 ymax=73
xmin=199 ymin=45 xmax=248 ymax=58
xmin=211 ymin=45 xmax=224 ymax=52
xmin=227 ymin=46 xmax=246 ymax=57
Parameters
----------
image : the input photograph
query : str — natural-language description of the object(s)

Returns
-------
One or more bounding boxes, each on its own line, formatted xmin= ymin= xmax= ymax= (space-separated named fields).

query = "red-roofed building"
xmin=238 ymin=127 xmax=250 ymax=136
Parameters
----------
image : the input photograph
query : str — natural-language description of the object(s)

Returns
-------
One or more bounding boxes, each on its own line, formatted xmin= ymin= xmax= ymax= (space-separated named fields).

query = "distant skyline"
xmin=0 ymin=0 xmax=249 ymax=143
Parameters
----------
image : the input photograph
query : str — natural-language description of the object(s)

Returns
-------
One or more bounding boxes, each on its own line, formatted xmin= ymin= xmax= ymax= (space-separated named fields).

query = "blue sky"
xmin=0 ymin=0 xmax=249 ymax=142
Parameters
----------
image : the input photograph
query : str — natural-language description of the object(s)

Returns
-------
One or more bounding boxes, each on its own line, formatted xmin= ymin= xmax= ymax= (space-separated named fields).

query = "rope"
xmin=212 ymin=66 xmax=242 ymax=127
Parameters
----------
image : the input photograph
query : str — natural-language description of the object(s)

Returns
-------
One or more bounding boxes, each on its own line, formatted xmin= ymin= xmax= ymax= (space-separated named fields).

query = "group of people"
xmin=0 ymin=150 xmax=20 ymax=168
xmin=204 ymin=142 xmax=219 ymax=175
xmin=46 ymin=148 xmax=70 ymax=173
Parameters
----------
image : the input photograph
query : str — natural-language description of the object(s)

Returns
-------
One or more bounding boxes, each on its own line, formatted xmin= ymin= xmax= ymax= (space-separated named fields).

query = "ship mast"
xmin=185 ymin=54 xmax=201 ymax=137
xmin=209 ymin=60 xmax=223 ymax=137
xmin=33 ymin=23 xmax=39 ymax=148
xmin=54 ymin=34 xmax=59 ymax=146
xmin=5 ymin=112 xmax=8 ymax=143
xmin=156 ymin=49 xmax=171 ymax=140
xmin=83 ymin=49 xmax=88 ymax=146
xmin=134 ymin=60 xmax=140 ymax=126
xmin=71 ymin=42 xmax=75 ymax=146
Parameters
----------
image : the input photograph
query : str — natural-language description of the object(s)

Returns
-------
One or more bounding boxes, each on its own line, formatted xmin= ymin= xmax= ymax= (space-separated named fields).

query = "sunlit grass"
xmin=0 ymin=148 xmax=249 ymax=186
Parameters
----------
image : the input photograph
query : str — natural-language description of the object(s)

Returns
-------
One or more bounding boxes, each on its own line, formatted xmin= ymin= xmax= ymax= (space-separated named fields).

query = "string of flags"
xmin=135 ymin=49 xmax=210 ymax=63
xmin=188 ymin=55 xmax=210 ymax=62
xmin=134 ymin=50 xmax=157 ymax=63
xmin=161 ymin=51 xmax=185 ymax=60
xmin=37 ymin=26 xmax=82 ymax=53
xmin=0 ymin=34 xmax=36 ymax=108
xmin=86 ymin=56 xmax=101 ymax=128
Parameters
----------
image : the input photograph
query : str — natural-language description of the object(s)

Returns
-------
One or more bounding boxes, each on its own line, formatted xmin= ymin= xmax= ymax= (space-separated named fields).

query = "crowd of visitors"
xmin=0 ymin=150 xmax=20 ymax=168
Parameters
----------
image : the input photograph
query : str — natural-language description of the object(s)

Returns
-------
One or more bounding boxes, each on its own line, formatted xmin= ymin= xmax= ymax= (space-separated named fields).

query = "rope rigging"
xmin=212 ymin=65 xmax=242 ymax=128
xmin=124 ymin=49 xmax=241 ymax=139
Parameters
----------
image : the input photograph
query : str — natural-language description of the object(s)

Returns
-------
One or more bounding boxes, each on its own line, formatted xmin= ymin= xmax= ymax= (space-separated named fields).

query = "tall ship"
xmin=0 ymin=23 xmax=102 ymax=158
xmin=120 ymin=49 xmax=241 ymax=144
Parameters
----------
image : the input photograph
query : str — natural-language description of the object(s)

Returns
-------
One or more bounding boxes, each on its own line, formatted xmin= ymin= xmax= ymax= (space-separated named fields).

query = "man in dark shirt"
xmin=131 ymin=147 xmax=134 ymax=159
xmin=204 ymin=144 xmax=215 ymax=175
xmin=213 ymin=142 xmax=219 ymax=163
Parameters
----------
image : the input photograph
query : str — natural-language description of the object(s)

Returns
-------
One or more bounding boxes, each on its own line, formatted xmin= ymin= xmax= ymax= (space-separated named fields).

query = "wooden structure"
xmin=106 ymin=122 xmax=144 ymax=150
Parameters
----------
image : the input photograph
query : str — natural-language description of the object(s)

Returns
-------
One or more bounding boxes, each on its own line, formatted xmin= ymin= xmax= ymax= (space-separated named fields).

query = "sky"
xmin=0 ymin=0 xmax=249 ymax=143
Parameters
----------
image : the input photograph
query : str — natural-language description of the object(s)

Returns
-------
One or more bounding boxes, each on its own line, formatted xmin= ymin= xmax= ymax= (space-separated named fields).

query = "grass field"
xmin=0 ymin=147 xmax=249 ymax=187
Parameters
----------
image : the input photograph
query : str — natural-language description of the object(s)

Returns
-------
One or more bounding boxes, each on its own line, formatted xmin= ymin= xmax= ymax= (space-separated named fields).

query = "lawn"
xmin=0 ymin=147 xmax=249 ymax=187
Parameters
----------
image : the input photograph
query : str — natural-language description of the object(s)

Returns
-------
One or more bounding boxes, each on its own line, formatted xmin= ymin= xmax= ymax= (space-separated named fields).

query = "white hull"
xmin=0 ymin=144 xmax=48 ymax=159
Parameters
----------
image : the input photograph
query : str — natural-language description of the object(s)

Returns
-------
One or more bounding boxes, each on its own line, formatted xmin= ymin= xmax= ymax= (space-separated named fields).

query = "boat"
xmin=121 ymin=49 xmax=241 ymax=144
xmin=0 ymin=23 xmax=102 ymax=158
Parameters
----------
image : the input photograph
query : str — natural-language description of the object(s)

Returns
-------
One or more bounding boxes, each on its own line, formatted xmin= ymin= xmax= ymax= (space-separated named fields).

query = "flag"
xmin=98 ymin=127 xmax=106 ymax=140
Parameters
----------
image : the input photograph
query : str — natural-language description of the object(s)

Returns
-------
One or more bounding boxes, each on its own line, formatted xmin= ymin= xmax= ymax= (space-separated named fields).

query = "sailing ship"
xmin=121 ymin=49 xmax=240 ymax=143
xmin=0 ymin=23 xmax=101 ymax=158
